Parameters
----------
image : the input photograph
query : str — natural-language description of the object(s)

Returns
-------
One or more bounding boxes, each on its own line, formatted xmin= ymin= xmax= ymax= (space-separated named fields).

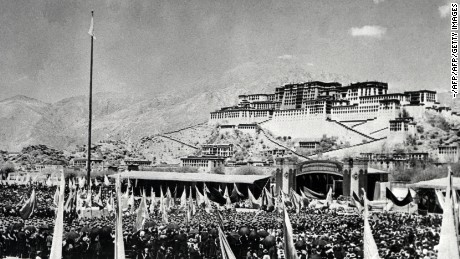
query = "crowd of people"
xmin=371 ymin=212 xmax=442 ymax=259
xmin=0 ymin=180 xmax=445 ymax=259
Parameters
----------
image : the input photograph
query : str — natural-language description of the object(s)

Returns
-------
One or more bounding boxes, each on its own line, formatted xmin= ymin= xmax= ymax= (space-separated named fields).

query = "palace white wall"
xmin=262 ymin=115 xmax=373 ymax=146
xmin=209 ymin=116 xmax=269 ymax=125
xmin=404 ymin=106 xmax=425 ymax=120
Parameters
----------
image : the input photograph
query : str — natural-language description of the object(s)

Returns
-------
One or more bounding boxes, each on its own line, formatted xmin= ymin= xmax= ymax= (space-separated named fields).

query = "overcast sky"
xmin=0 ymin=0 xmax=452 ymax=102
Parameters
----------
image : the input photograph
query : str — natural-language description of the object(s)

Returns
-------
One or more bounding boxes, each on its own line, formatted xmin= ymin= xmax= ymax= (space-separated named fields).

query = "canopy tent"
xmin=408 ymin=177 xmax=460 ymax=190
xmin=109 ymin=171 xmax=270 ymax=184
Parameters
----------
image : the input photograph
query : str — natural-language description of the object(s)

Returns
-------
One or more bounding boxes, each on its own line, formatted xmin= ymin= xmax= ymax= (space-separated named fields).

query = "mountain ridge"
xmin=0 ymin=59 xmax=375 ymax=152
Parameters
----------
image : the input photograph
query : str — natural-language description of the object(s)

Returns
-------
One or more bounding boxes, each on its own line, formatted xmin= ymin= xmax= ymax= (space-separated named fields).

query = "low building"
xmin=180 ymin=156 xmax=225 ymax=173
xmin=298 ymin=141 xmax=320 ymax=150
xmin=360 ymin=152 xmax=429 ymax=161
xmin=438 ymin=144 xmax=459 ymax=163
xmin=247 ymin=160 xmax=266 ymax=167
xmin=201 ymin=144 xmax=234 ymax=157
xmin=388 ymin=117 xmax=416 ymax=144
xmin=404 ymin=90 xmax=437 ymax=107
xmin=263 ymin=148 xmax=292 ymax=157
xmin=71 ymin=158 xmax=104 ymax=170
xmin=123 ymin=159 xmax=152 ymax=166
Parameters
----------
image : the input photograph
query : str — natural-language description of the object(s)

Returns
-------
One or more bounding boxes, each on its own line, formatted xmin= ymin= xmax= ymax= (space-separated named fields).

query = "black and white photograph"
xmin=0 ymin=1 xmax=457 ymax=258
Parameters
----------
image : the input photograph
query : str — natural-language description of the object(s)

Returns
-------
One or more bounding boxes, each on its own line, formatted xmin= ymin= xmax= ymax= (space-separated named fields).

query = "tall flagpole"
xmin=87 ymin=11 xmax=94 ymax=186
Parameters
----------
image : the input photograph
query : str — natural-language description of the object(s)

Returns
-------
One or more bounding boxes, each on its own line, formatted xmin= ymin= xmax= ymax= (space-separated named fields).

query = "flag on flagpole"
xmin=195 ymin=186 xmax=204 ymax=206
xmin=451 ymin=183 xmax=459 ymax=236
xmin=435 ymin=189 xmax=445 ymax=210
xmin=224 ymin=186 xmax=232 ymax=208
xmin=187 ymin=187 xmax=194 ymax=224
xmin=49 ymin=172 xmax=65 ymax=259
xmin=265 ymin=188 xmax=275 ymax=212
xmin=128 ymin=189 xmax=135 ymax=214
xmin=230 ymin=183 xmax=243 ymax=203
xmin=159 ymin=187 xmax=169 ymax=224
xmin=437 ymin=166 xmax=460 ymax=259
xmin=281 ymin=193 xmax=299 ymax=259
xmin=326 ymin=187 xmax=333 ymax=206
xmin=234 ymin=183 xmax=243 ymax=196
xmin=76 ymin=189 xmax=83 ymax=216
xmin=64 ymin=190 xmax=74 ymax=212
xmin=162 ymin=199 xmax=169 ymax=224
xmin=149 ymin=188 xmax=156 ymax=214
xmin=115 ymin=174 xmax=126 ymax=259
xmin=247 ymin=188 xmax=261 ymax=209
xmin=166 ymin=187 xmax=172 ymax=209
xmin=86 ymin=180 xmax=92 ymax=208
xmin=88 ymin=11 xmax=96 ymax=39
xmin=94 ymin=187 xmax=103 ymax=207
xmin=289 ymin=189 xmax=301 ymax=213
xmin=106 ymin=192 xmax=114 ymax=213
xmin=276 ymin=190 xmax=284 ymax=213
xmin=159 ymin=187 xmax=165 ymax=213
xmin=78 ymin=177 xmax=85 ymax=188
xmin=46 ymin=177 xmax=52 ymax=187
xmin=104 ymin=175 xmax=110 ymax=186
xmin=19 ymin=189 xmax=36 ymax=219
xmin=174 ymin=185 xmax=178 ymax=200
xmin=190 ymin=186 xmax=196 ymax=215
xmin=216 ymin=211 xmax=237 ymax=259
xmin=353 ymin=192 xmax=364 ymax=212
xmin=203 ymin=184 xmax=212 ymax=213
xmin=134 ymin=190 xmax=148 ymax=232
xmin=53 ymin=187 xmax=59 ymax=207
xmin=362 ymin=188 xmax=381 ymax=259
xmin=180 ymin=188 xmax=187 ymax=208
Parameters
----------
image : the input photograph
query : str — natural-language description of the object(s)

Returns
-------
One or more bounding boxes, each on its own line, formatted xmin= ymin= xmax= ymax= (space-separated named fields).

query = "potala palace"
xmin=209 ymin=81 xmax=458 ymax=162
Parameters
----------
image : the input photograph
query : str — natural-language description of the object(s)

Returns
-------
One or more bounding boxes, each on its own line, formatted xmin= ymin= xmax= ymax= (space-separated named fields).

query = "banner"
xmin=385 ymin=188 xmax=413 ymax=207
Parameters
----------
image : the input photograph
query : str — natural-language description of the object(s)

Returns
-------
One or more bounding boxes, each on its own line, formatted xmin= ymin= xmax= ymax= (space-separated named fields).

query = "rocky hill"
xmin=0 ymin=59 xmax=351 ymax=152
